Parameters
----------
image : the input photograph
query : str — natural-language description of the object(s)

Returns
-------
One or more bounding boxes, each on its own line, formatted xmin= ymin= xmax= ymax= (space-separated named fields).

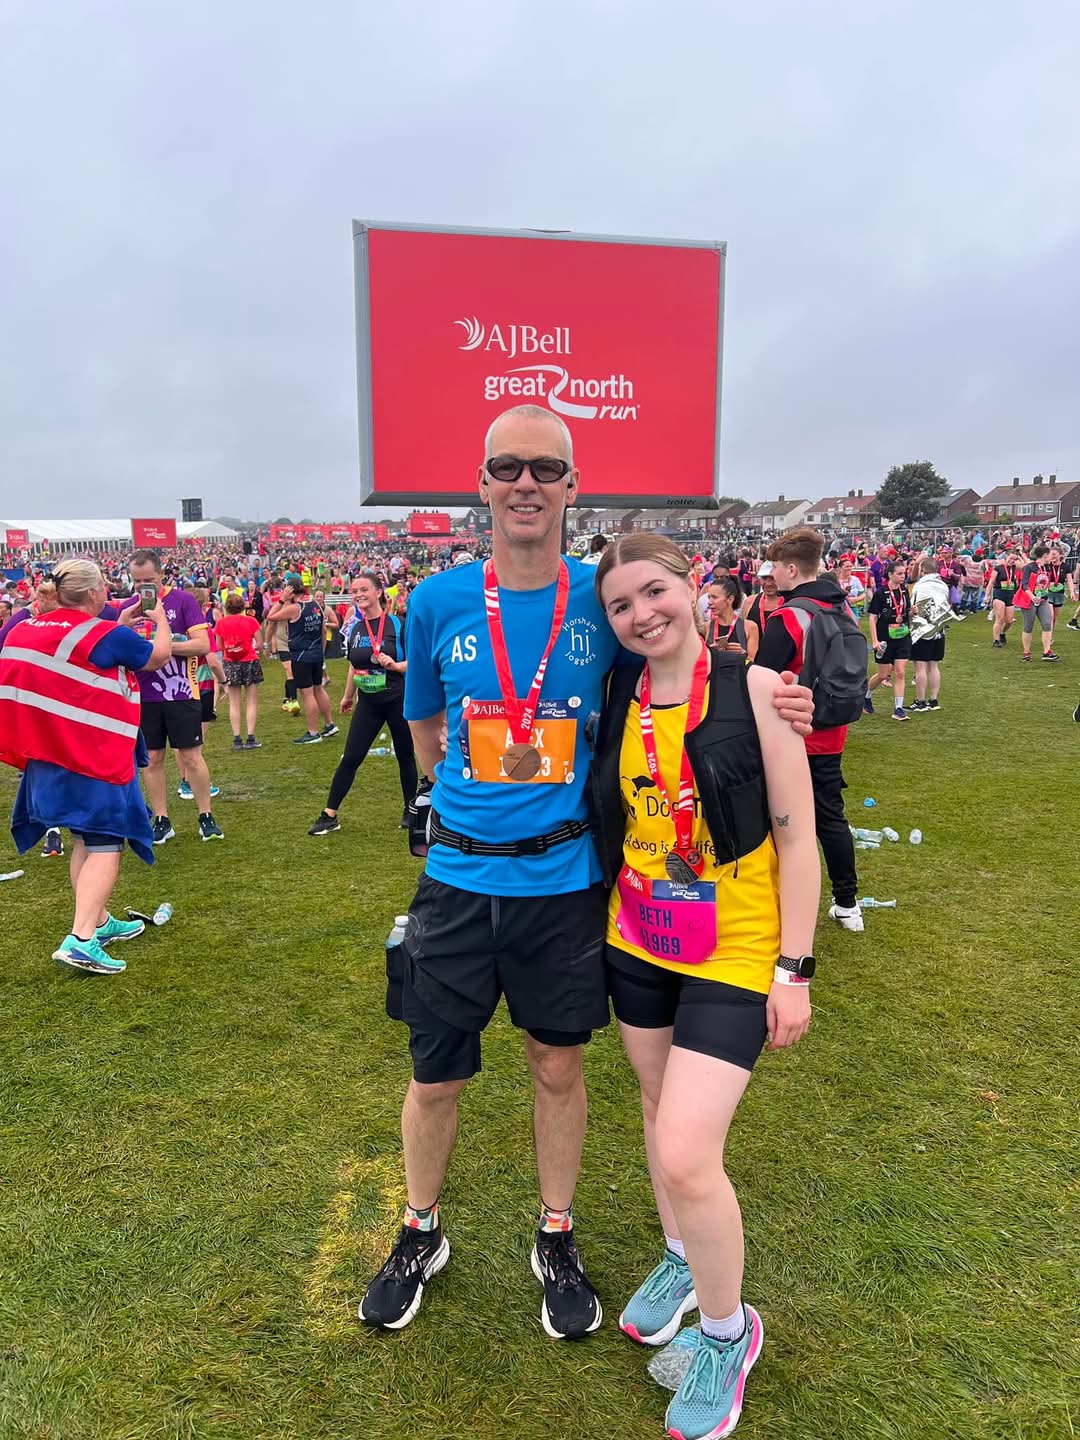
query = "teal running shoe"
xmin=95 ymin=913 xmax=146 ymax=946
xmin=620 ymin=1251 xmax=697 ymax=1346
xmin=177 ymin=779 xmax=193 ymax=799
xmin=665 ymin=1306 xmax=763 ymax=1440
xmin=648 ymin=1324 xmax=703 ymax=1390
xmin=52 ymin=934 xmax=126 ymax=975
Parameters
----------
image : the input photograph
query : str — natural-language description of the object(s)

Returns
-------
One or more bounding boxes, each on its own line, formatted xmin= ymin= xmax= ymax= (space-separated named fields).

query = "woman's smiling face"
xmin=599 ymin=559 xmax=698 ymax=660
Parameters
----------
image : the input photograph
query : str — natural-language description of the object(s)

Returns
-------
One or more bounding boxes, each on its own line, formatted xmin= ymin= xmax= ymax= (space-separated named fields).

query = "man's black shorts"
xmin=392 ymin=875 xmax=609 ymax=1083
xmin=140 ymin=699 xmax=203 ymax=752
xmin=606 ymin=944 xmax=767 ymax=1073
xmin=877 ymin=635 xmax=912 ymax=665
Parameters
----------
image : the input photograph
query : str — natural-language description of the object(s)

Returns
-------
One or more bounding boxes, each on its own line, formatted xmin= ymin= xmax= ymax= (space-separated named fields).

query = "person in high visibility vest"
xmin=0 ymin=557 xmax=172 ymax=974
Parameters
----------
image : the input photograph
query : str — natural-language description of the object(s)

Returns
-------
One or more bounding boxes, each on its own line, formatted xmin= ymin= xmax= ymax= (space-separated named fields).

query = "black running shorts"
xmin=876 ymin=636 xmax=912 ymax=665
xmin=605 ymin=944 xmax=768 ymax=1072
xmin=291 ymin=658 xmax=324 ymax=690
xmin=911 ymin=636 xmax=945 ymax=662
xmin=140 ymin=699 xmax=204 ymax=752
xmin=392 ymin=875 xmax=609 ymax=1083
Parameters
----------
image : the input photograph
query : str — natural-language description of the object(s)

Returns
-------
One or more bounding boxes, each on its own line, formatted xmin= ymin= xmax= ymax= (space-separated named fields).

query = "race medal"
xmin=502 ymin=742 xmax=542 ymax=781
xmin=482 ymin=558 xmax=570 ymax=784
xmin=665 ymin=849 xmax=703 ymax=885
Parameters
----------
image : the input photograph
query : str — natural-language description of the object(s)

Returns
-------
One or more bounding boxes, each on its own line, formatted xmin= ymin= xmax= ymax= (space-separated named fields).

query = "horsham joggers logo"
xmin=453 ymin=319 xmax=638 ymax=423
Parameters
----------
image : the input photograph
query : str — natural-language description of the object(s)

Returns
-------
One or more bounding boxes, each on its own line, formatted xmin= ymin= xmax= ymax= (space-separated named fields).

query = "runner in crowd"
xmin=266 ymin=594 xmax=301 ymax=714
xmin=909 ymin=558 xmax=949 ymax=710
xmin=308 ymin=572 xmax=416 ymax=836
xmin=128 ymin=549 xmax=224 ymax=844
xmin=959 ymin=551 xmax=984 ymax=612
xmin=985 ymin=551 xmax=1023 ymax=647
xmin=1045 ymin=544 xmax=1075 ymax=630
xmin=704 ymin=574 xmax=746 ymax=654
xmin=357 ymin=404 xmax=814 ymax=1346
xmin=754 ymin=527 xmax=863 ymax=932
xmin=592 ymin=533 xmax=817 ymax=1440
xmin=215 ymin=593 xmax=265 ymax=748
xmin=865 ymin=558 xmax=913 ymax=720
xmin=1018 ymin=545 xmax=1059 ymax=663
xmin=741 ymin=562 xmax=783 ymax=662
xmin=0 ymin=557 xmax=172 ymax=973
xmin=265 ymin=575 xmax=338 ymax=745
xmin=177 ymin=586 xmax=226 ymax=802
xmin=836 ymin=558 xmax=866 ymax=613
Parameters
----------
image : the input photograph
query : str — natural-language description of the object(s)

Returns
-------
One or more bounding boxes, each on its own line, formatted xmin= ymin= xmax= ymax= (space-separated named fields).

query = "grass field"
xmin=2 ymin=615 xmax=1078 ymax=1440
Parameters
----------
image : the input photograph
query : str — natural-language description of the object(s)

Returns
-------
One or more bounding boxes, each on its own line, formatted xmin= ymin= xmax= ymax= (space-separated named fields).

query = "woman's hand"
xmin=772 ymin=671 xmax=814 ymax=736
xmin=766 ymin=981 xmax=811 ymax=1050
xmin=339 ymin=685 xmax=355 ymax=714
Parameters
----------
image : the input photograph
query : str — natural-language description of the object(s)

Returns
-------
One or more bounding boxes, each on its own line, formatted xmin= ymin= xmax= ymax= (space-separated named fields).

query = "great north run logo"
xmin=453 ymin=318 xmax=638 ymax=422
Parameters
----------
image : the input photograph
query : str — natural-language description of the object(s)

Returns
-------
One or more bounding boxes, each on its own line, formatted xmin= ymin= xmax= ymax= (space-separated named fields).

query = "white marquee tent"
xmin=2 ymin=518 xmax=239 ymax=549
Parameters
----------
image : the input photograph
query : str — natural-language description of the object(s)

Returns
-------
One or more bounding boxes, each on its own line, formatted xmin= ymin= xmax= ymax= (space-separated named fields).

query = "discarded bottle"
xmin=370 ymin=746 xmax=392 ymax=757
xmin=385 ymin=914 xmax=409 ymax=1018
xmin=0 ymin=869 xmax=25 ymax=882
xmin=152 ymin=902 xmax=174 ymax=926
xmin=854 ymin=840 xmax=880 ymax=850
xmin=881 ymin=827 xmax=900 ymax=842
xmin=860 ymin=897 xmax=897 ymax=909
xmin=909 ymin=829 xmax=923 ymax=845
xmin=851 ymin=827 xmax=883 ymax=842
xmin=863 ymin=797 xmax=877 ymax=808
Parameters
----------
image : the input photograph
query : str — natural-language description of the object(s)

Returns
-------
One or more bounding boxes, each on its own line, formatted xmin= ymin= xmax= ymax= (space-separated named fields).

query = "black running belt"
xmin=428 ymin=810 xmax=590 ymax=858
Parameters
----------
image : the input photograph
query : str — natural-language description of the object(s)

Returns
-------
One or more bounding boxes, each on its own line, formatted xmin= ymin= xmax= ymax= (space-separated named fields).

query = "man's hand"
xmin=772 ymin=671 xmax=814 ymax=736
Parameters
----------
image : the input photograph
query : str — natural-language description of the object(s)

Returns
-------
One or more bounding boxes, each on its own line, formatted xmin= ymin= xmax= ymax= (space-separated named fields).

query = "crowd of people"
xmin=1 ymin=405 xmax=1076 ymax=1440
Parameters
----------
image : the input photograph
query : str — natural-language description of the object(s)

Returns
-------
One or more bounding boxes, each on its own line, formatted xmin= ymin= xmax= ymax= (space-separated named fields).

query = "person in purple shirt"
xmin=128 ymin=549 xmax=224 ymax=845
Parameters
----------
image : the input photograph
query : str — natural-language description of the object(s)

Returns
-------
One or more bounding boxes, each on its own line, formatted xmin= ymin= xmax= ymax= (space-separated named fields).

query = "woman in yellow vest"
xmin=590 ymin=533 xmax=819 ymax=1440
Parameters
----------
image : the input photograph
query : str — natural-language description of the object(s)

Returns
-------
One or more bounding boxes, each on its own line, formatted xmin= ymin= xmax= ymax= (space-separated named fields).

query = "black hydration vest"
xmin=587 ymin=649 xmax=771 ymax=889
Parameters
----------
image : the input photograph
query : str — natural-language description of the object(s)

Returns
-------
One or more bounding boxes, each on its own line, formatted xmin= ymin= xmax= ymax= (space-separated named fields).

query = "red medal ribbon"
xmin=482 ymin=559 xmax=570 ymax=744
xmin=359 ymin=607 xmax=387 ymax=659
xmin=888 ymin=584 xmax=907 ymax=622
xmin=638 ymin=639 xmax=710 ymax=859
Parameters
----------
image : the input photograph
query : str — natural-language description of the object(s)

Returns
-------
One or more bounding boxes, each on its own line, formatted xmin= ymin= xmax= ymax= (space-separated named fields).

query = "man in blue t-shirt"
xmin=359 ymin=405 xmax=813 ymax=1343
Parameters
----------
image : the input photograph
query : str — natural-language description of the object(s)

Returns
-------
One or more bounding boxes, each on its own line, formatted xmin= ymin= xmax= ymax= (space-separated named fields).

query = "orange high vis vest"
xmin=0 ymin=609 xmax=142 ymax=784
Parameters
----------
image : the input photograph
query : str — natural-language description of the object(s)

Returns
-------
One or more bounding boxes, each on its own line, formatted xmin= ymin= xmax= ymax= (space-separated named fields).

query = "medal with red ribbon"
xmin=359 ymin=606 xmax=387 ymax=665
xmin=638 ymin=638 xmax=710 ymax=883
xmin=483 ymin=558 xmax=570 ymax=781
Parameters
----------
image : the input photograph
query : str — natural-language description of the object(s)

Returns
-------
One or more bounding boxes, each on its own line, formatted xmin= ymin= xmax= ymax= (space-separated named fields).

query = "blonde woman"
xmin=0 ymin=558 xmax=171 ymax=974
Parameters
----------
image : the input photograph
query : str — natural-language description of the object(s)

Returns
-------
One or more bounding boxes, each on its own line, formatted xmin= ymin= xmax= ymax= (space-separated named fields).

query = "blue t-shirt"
xmin=405 ymin=558 xmax=618 ymax=897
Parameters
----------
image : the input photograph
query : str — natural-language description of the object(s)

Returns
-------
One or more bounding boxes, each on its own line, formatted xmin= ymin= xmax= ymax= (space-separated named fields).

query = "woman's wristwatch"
xmin=773 ymin=954 xmax=816 ymax=986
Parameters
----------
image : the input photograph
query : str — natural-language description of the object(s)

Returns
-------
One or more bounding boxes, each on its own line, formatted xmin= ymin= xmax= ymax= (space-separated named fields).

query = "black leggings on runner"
xmin=326 ymin=695 xmax=418 ymax=811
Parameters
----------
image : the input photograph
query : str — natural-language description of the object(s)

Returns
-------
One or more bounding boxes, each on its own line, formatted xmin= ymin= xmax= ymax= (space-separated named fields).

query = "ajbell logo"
xmin=455 ymin=318 xmax=571 ymax=360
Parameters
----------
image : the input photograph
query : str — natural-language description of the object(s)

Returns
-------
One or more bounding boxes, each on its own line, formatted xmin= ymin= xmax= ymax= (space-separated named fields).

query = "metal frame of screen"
xmin=352 ymin=220 xmax=726 ymax=510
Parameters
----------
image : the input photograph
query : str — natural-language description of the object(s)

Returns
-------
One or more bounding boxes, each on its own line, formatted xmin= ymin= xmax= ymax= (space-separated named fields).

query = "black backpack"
xmin=782 ymin=597 xmax=868 ymax=729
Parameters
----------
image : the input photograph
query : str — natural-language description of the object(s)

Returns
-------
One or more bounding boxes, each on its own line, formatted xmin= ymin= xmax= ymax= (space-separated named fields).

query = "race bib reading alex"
xmin=460 ymin=696 xmax=578 ymax=784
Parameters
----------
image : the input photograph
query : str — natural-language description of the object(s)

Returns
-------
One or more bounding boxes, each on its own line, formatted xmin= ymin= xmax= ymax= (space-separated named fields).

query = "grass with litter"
xmin=2 ymin=619 xmax=1078 ymax=1440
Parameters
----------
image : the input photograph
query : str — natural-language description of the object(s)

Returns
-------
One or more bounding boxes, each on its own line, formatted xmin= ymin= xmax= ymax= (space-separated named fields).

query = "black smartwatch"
xmin=776 ymin=953 xmax=816 ymax=979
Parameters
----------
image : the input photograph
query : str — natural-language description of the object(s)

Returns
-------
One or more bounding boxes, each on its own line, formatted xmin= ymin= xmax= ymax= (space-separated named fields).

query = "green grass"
xmin=2 ymin=623 xmax=1078 ymax=1440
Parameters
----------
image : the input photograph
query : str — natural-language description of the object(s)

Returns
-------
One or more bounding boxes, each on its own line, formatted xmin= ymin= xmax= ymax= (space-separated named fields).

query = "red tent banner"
xmin=131 ymin=519 xmax=177 ymax=548
xmin=353 ymin=222 xmax=726 ymax=508
xmin=5 ymin=528 xmax=29 ymax=548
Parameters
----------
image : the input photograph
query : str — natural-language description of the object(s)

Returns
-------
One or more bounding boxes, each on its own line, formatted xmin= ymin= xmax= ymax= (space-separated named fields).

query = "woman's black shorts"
xmin=911 ymin=636 xmax=945 ymax=662
xmin=606 ymin=943 xmax=767 ymax=1072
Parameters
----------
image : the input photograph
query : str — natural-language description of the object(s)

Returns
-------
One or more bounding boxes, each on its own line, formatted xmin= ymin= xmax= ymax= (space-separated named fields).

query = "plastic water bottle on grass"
xmin=860 ymin=897 xmax=897 ymax=909
xmin=851 ymin=827 xmax=883 ymax=843
xmin=881 ymin=827 xmax=899 ymax=842
xmin=909 ymin=829 xmax=923 ymax=845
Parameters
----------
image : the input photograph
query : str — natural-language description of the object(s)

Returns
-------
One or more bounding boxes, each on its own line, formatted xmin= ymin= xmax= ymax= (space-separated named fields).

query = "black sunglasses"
xmin=485 ymin=455 xmax=571 ymax=485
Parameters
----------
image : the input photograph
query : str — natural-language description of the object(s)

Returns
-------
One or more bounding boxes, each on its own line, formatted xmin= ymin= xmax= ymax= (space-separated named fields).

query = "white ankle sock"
xmin=700 ymin=1302 xmax=746 ymax=1343
xmin=663 ymin=1234 xmax=686 ymax=1261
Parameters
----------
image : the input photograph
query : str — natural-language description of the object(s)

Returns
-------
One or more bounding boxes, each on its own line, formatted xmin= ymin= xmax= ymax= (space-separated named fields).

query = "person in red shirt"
xmin=216 ymin=594 xmax=265 ymax=748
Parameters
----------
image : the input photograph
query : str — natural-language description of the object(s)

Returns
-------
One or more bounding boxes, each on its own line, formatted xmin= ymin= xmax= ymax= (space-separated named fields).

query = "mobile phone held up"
xmin=139 ymin=583 xmax=158 ymax=614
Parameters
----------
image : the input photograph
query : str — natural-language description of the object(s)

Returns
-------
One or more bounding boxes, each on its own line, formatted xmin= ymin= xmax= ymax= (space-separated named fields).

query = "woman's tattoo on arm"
xmin=774 ymin=813 xmax=790 ymax=827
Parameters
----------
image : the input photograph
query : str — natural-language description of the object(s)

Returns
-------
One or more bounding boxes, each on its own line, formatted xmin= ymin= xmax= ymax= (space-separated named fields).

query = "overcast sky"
xmin=2 ymin=0 xmax=1078 ymax=521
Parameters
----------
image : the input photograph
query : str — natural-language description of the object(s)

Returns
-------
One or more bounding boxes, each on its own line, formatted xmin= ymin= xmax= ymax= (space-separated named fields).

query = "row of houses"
xmin=570 ymin=475 xmax=1080 ymax=538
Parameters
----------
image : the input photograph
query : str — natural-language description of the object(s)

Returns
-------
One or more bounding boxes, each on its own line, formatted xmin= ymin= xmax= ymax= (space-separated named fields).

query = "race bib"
xmin=615 ymin=865 xmax=717 ymax=966
xmin=1050 ymin=583 xmax=1065 ymax=601
xmin=888 ymin=623 xmax=910 ymax=639
xmin=460 ymin=696 xmax=578 ymax=785
xmin=355 ymin=670 xmax=387 ymax=693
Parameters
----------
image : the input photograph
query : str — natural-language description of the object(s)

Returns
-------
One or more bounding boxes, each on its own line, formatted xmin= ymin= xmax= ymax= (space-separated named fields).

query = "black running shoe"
xmin=531 ymin=1228 xmax=603 ymax=1339
xmin=232 ymin=736 xmax=244 ymax=750
xmin=244 ymin=735 xmax=262 ymax=749
xmin=322 ymin=723 xmax=340 ymax=738
xmin=358 ymin=1222 xmax=450 ymax=1330
xmin=151 ymin=816 xmax=176 ymax=846
xmin=198 ymin=813 xmax=224 ymax=842
xmin=41 ymin=827 xmax=64 ymax=858
xmin=927 ymin=698 xmax=941 ymax=710
xmin=308 ymin=811 xmax=341 ymax=836
xmin=1067 ymin=619 xmax=1079 ymax=631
